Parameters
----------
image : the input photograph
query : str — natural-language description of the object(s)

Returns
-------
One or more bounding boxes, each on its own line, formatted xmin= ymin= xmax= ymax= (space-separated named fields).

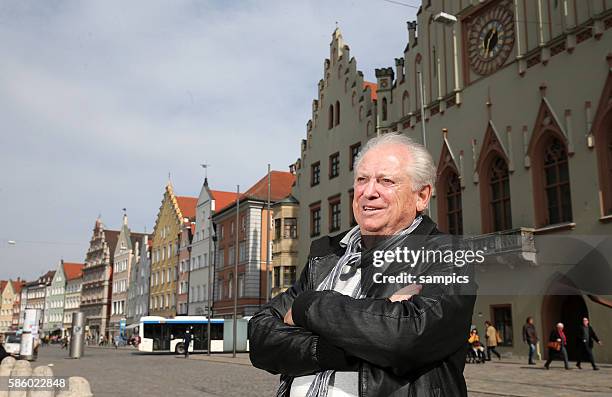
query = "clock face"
xmin=467 ymin=3 xmax=515 ymax=76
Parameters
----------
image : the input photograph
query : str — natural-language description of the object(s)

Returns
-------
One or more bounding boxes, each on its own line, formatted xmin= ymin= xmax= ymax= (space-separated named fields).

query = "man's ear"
xmin=416 ymin=185 xmax=432 ymax=212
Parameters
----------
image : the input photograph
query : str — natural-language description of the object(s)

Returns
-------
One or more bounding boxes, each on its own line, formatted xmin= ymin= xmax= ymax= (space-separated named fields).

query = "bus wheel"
xmin=175 ymin=343 xmax=185 ymax=355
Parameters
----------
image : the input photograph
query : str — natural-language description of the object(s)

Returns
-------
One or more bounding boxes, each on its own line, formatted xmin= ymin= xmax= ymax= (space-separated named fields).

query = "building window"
xmin=238 ymin=274 xmax=245 ymax=298
xmin=329 ymin=152 xmax=340 ymax=179
xmin=349 ymin=142 xmax=361 ymax=171
xmin=311 ymin=162 xmax=321 ymax=186
xmin=283 ymin=266 xmax=296 ymax=288
xmin=402 ymin=91 xmax=409 ymax=116
xmin=219 ymin=225 xmax=224 ymax=240
xmin=228 ymin=273 xmax=233 ymax=299
xmin=273 ymin=267 xmax=280 ymax=288
xmin=228 ymin=245 xmax=235 ymax=265
xmin=491 ymin=305 xmax=513 ymax=347
xmin=283 ymin=218 xmax=297 ymax=239
xmin=352 ymin=91 xmax=357 ymax=106
xmin=335 ymin=101 xmax=340 ymax=126
xmin=488 ymin=157 xmax=512 ymax=232
xmin=274 ymin=218 xmax=282 ymax=241
xmin=310 ymin=203 xmax=321 ymax=237
xmin=328 ymin=105 xmax=334 ymax=129
xmin=542 ymin=137 xmax=573 ymax=225
xmin=239 ymin=241 xmax=247 ymax=262
xmin=446 ymin=172 xmax=463 ymax=235
xmin=382 ymin=97 xmax=388 ymax=121
xmin=329 ymin=196 xmax=341 ymax=232
xmin=217 ymin=248 xmax=225 ymax=267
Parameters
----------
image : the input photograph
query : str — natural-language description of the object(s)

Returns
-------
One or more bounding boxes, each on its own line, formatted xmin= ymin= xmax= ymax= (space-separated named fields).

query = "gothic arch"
xmin=436 ymin=140 xmax=463 ymax=234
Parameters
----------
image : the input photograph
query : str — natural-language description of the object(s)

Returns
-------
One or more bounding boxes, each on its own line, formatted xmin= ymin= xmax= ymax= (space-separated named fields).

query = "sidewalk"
xmin=187 ymin=353 xmax=251 ymax=366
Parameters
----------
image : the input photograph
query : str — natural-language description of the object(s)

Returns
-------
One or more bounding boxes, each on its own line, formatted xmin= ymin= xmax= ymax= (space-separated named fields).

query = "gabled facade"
xmin=188 ymin=179 xmax=238 ymax=316
xmin=62 ymin=262 xmax=84 ymax=334
xmin=81 ymin=217 xmax=119 ymax=341
xmin=127 ymin=234 xmax=151 ymax=325
xmin=0 ymin=280 xmax=13 ymax=332
xmin=11 ymin=280 xmax=25 ymax=330
xmin=149 ymin=183 xmax=197 ymax=318
xmin=291 ymin=1 xmax=612 ymax=362
xmin=212 ymin=171 xmax=295 ymax=317
xmin=109 ymin=214 xmax=146 ymax=338
xmin=44 ymin=262 xmax=70 ymax=335
xmin=292 ymin=28 xmax=378 ymax=268
xmin=176 ymin=220 xmax=194 ymax=315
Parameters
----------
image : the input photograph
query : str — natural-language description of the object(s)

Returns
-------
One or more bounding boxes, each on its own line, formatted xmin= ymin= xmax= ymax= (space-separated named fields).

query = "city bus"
xmin=137 ymin=316 xmax=248 ymax=354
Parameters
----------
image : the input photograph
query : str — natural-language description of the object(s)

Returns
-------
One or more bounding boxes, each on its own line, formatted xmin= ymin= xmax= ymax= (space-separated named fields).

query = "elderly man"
xmin=249 ymin=134 xmax=475 ymax=396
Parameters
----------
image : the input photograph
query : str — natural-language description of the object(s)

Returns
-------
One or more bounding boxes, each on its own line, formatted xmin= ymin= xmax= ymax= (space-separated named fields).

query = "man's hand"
xmin=284 ymin=308 xmax=295 ymax=326
xmin=389 ymin=284 xmax=422 ymax=302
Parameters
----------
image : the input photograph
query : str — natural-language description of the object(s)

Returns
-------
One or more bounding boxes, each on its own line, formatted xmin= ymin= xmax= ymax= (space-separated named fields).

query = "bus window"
xmin=211 ymin=323 xmax=223 ymax=340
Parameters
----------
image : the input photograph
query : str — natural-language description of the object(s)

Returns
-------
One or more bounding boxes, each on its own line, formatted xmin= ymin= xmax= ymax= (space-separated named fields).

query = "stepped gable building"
xmin=81 ymin=217 xmax=119 ymax=341
xmin=11 ymin=279 xmax=25 ymax=330
xmin=177 ymin=218 xmax=195 ymax=315
xmin=149 ymin=183 xmax=197 ymax=318
xmin=291 ymin=28 xmax=378 ymax=269
xmin=292 ymin=1 xmax=612 ymax=362
xmin=109 ymin=213 xmax=147 ymax=338
xmin=188 ymin=179 xmax=238 ymax=316
xmin=212 ymin=171 xmax=295 ymax=317
xmin=126 ymin=234 xmax=152 ymax=326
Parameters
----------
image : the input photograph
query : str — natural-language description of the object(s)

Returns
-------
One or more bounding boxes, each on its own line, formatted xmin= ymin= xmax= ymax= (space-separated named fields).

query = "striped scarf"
xmin=278 ymin=216 xmax=423 ymax=397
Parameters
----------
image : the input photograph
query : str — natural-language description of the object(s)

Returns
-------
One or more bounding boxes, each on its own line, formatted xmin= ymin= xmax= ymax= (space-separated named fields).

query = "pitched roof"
xmin=11 ymin=280 xmax=25 ymax=294
xmin=176 ymin=196 xmax=198 ymax=220
xmin=363 ymin=81 xmax=378 ymax=101
xmin=242 ymin=171 xmax=296 ymax=202
xmin=0 ymin=281 xmax=6 ymax=293
xmin=210 ymin=190 xmax=239 ymax=212
xmin=63 ymin=263 xmax=84 ymax=281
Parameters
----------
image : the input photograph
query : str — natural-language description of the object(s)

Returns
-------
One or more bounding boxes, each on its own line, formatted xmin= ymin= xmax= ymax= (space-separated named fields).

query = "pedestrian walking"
xmin=183 ymin=330 xmax=192 ymax=359
xmin=484 ymin=321 xmax=502 ymax=360
xmin=522 ymin=316 xmax=538 ymax=365
xmin=544 ymin=322 xmax=569 ymax=370
xmin=576 ymin=317 xmax=602 ymax=370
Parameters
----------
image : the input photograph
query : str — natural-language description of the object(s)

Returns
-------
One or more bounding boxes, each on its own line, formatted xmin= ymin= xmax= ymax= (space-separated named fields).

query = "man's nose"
xmin=363 ymin=178 xmax=379 ymax=198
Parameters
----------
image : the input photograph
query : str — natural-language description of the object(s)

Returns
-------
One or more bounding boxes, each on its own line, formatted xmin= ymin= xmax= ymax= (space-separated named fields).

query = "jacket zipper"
xmin=359 ymin=362 xmax=365 ymax=397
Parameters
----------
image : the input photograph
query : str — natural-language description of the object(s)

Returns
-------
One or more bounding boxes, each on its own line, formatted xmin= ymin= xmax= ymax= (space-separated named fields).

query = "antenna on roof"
xmin=201 ymin=163 xmax=211 ymax=185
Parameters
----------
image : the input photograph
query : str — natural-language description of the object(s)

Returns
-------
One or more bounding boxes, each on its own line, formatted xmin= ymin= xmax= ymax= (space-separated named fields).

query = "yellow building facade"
xmin=149 ymin=183 xmax=197 ymax=318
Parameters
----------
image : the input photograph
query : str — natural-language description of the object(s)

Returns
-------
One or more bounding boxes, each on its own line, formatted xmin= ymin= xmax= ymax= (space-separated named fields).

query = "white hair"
xmin=354 ymin=133 xmax=436 ymax=191
xmin=556 ymin=322 xmax=564 ymax=328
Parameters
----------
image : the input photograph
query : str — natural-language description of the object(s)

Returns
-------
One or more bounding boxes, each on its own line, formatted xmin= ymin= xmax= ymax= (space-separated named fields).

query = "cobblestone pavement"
xmin=31 ymin=345 xmax=612 ymax=396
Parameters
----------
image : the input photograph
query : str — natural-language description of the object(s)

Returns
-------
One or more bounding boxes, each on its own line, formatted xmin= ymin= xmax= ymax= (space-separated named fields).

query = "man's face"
xmin=583 ymin=318 xmax=589 ymax=326
xmin=353 ymin=144 xmax=430 ymax=236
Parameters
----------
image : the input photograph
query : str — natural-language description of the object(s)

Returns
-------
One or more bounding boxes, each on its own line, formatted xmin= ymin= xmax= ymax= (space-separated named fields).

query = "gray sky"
xmin=0 ymin=0 xmax=417 ymax=281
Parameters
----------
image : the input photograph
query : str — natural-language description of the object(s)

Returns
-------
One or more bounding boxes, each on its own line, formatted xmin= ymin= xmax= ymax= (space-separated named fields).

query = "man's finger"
xmin=284 ymin=308 xmax=295 ymax=326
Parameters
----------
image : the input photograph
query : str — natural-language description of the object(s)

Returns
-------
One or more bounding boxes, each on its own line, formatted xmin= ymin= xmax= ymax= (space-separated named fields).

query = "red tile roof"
xmin=0 ymin=280 xmax=6 ymax=293
xmin=176 ymin=196 xmax=198 ymax=220
xmin=242 ymin=171 xmax=295 ymax=202
xmin=63 ymin=262 xmax=84 ymax=281
xmin=210 ymin=190 xmax=239 ymax=213
xmin=363 ymin=81 xmax=378 ymax=101
xmin=11 ymin=280 xmax=25 ymax=294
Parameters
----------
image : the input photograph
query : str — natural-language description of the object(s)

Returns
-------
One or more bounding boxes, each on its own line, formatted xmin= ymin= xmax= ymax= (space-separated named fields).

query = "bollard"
xmin=0 ymin=357 xmax=15 ymax=397
xmin=8 ymin=361 xmax=32 ymax=397
xmin=55 ymin=377 xmax=92 ymax=397
xmin=68 ymin=313 xmax=85 ymax=359
xmin=28 ymin=366 xmax=55 ymax=397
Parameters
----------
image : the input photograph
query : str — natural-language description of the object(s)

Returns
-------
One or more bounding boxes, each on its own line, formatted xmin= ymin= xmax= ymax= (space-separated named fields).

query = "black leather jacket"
xmin=249 ymin=216 xmax=476 ymax=396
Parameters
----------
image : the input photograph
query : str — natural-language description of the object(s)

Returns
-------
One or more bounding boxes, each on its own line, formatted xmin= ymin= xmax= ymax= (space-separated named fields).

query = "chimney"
xmin=407 ymin=21 xmax=417 ymax=51
xmin=395 ymin=58 xmax=405 ymax=82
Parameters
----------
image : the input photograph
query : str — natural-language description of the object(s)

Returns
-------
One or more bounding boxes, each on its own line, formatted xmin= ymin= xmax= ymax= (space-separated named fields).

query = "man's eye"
xmin=380 ymin=178 xmax=394 ymax=186
xmin=356 ymin=177 xmax=367 ymax=184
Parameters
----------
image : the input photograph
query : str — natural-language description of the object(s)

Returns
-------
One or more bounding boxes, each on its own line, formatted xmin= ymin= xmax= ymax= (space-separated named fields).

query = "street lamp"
xmin=433 ymin=12 xmax=458 ymax=25
xmin=7 ymin=240 xmax=16 ymax=245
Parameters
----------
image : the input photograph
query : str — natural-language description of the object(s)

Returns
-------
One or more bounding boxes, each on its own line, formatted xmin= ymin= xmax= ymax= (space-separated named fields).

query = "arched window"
xmin=542 ymin=137 xmax=572 ymax=224
xmin=352 ymin=91 xmax=357 ymax=106
xmin=335 ymin=101 xmax=340 ymax=126
xmin=328 ymin=105 xmax=334 ymax=129
xmin=445 ymin=172 xmax=463 ymax=235
xmin=338 ymin=64 xmax=342 ymax=79
xmin=359 ymin=106 xmax=363 ymax=121
xmin=402 ymin=91 xmax=409 ymax=116
xmin=366 ymin=120 xmax=372 ymax=135
xmin=488 ymin=156 xmax=512 ymax=231
xmin=344 ymin=78 xmax=349 ymax=93
xmin=382 ymin=97 xmax=388 ymax=121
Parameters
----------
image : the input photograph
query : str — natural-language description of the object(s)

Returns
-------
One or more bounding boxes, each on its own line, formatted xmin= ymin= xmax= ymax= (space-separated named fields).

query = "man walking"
xmin=183 ymin=329 xmax=191 ymax=359
xmin=576 ymin=317 xmax=602 ymax=370
xmin=522 ymin=317 xmax=538 ymax=364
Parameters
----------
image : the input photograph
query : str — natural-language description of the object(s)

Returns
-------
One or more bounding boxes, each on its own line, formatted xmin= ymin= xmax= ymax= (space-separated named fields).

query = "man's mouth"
xmin=362 ymin=206 xmax=384 ymax=213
